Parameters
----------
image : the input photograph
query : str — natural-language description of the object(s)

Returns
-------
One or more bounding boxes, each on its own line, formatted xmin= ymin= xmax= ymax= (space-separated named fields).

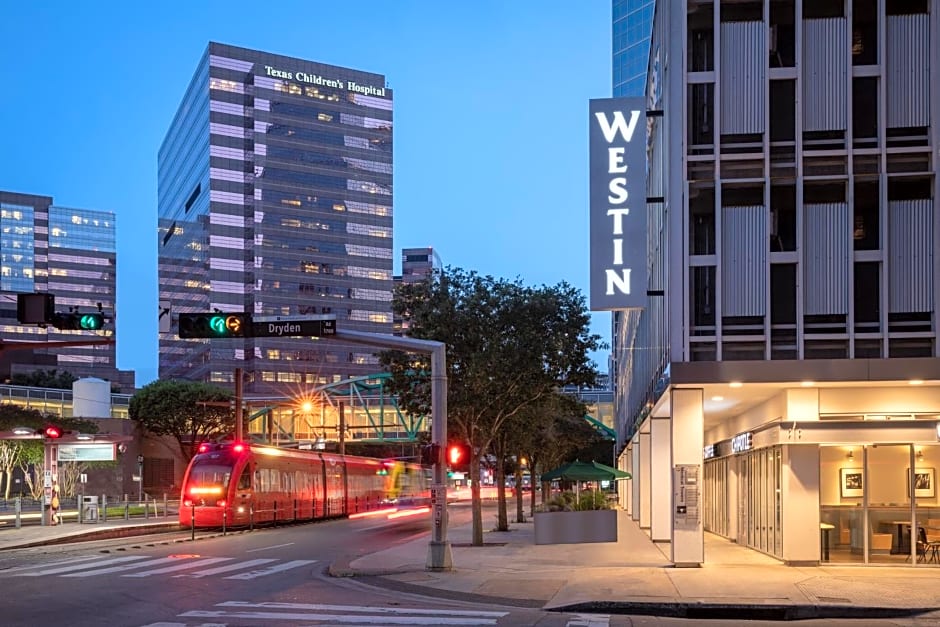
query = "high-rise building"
xmin=613 ymin=0 xmax=655 ymax=97
xmin=158 ymin=43 xmax=394 ymax=394
xmin=392 ymin=247 xmax=442 ymax=336
xmin=0 ymin=190 xmax=131 ymax=388
xmin=615 ymin=0 xmax=940 ymax=567
xmin=400 ymin=247 xmax=441 ymax=285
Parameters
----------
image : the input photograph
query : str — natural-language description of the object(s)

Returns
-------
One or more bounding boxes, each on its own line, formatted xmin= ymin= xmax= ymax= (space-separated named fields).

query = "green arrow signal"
xmin=79 ymin=314 xmax=103 ymax=330
xmin=209 ymin=315 xmax=228 ymax=335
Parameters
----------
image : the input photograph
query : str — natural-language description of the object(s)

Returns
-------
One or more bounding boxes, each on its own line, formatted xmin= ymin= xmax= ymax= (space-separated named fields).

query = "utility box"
xmin=81 ymin=495 xmax=99 ymax=523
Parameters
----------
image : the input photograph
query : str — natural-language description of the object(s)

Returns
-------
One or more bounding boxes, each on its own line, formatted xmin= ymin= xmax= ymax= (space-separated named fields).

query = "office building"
xmin=0 ymin=190 xmax=131 ymax=389
xmin=158 ymin=43 xmax=394 ymax=394
xmin=614 ymin=1 xmax=939 ymax=566
xmin=393 ymin=247 xmax=442 ymax=336
xmin=613 ymin=0 xmax=656 ymax=97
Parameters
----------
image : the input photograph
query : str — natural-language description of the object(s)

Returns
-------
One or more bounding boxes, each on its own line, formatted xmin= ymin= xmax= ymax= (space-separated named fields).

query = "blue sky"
xmin=0 ymin=1 xmax=612 ymax=386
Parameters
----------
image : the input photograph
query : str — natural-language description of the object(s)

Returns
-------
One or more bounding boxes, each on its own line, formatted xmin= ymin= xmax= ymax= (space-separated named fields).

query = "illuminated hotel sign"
xmin=588 ymin=97 xmax=647 ymax=310
xmin=703 ymin=444 xmax=716 ymax=460
xmin=264 ymin=66 xmax=387 ymax=98
xmin=731 ymin=432 xmax=753 ymax=454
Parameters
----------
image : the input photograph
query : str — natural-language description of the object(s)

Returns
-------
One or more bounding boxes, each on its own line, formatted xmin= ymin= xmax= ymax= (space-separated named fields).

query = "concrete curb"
xmin=0 ymin=523 xmax=182 ymax=550
xmin=549 ymin=601 xmax=939 ymax=621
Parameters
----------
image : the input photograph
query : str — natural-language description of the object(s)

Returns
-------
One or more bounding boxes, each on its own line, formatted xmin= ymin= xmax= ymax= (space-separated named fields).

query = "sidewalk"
xmin=332 ymin=509 xmax=940 ymax=620
xmin=0 ymin=516 xmax=180 ymax=551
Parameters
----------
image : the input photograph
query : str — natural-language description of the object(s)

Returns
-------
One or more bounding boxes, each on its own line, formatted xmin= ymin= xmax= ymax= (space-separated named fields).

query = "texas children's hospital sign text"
xmin=589 ymin=98 xmax=646 ymax=311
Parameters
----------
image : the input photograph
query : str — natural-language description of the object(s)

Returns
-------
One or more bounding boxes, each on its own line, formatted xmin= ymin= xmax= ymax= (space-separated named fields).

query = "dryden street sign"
xmin=589 ymin=97 xmax=647 ymax=310
xmin=252 ymin=315 xmax=337 ymax=338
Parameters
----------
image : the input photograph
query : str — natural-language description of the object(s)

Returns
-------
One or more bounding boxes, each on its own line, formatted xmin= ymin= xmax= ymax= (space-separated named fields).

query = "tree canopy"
xmin=381 ymin=267 xmax=604 ymax=544
xmin=10 ymin=369 xmax=78 ymax=390
xmin=128 ymin=380 xmax=234 ymax=460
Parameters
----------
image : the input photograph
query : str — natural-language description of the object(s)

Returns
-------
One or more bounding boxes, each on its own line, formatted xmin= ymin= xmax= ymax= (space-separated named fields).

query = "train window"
xmin=189 ymin=463 xmax=232 ymax=488
xmin=237 ymin=468 xmax=251 ymax=490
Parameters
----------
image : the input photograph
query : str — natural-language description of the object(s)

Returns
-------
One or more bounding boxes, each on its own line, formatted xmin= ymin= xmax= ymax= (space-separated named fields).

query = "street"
xmin=3 ymin=504 xmax=940 ymax=626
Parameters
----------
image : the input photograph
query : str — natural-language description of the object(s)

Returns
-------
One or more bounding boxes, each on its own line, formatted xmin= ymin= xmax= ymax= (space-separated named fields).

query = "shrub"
xmin=578 ymin=490 xmax=610 ymax=511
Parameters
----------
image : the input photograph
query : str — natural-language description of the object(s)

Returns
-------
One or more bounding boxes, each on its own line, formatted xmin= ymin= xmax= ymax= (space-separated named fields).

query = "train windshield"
xmin=187 ymin=462 xmax=233 ymax=493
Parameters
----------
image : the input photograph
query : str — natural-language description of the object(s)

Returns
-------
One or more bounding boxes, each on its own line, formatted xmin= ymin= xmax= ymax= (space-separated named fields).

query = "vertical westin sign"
xmin=589 ymin=98 xmax=647 ymax=310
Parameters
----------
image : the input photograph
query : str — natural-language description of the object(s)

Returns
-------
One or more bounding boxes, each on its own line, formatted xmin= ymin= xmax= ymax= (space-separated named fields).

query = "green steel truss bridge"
xmin=242 ymin=373 xmax=615 ymax=446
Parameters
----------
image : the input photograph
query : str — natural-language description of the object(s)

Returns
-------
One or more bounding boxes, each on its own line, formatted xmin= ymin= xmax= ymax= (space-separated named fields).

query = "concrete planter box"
xmin=534 ymin=509 xmax=617 ymax=545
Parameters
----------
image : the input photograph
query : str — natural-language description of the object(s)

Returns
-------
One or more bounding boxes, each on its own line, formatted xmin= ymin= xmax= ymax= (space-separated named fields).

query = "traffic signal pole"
xmin=331 ymin=329 xmax=452 ymax=571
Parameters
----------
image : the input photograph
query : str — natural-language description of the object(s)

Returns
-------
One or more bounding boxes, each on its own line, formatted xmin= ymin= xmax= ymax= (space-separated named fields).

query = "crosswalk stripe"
xmin=217 ymin=601 xmax=508 ymax=617
xmin=180 ymin=609 xmax=500 ymax=625
xmin=122 ymin=557 xmax=234 ymax=577
xmin=62 ymin=556 xmax=183 ymax=577
xmin=23 ymin=555 xmax=150 ymax=576
xmin=0 ymin=554 xmax=102 ymax=573
xmin=223 ymin=559 xmax=316 ymax=580
xmin=174 ymin=558 xmax=277 ymax=578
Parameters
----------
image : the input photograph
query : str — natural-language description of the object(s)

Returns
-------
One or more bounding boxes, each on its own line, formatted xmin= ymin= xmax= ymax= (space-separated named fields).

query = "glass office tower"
xmin=613 ymin=0 xmax=655 ymax=97
xmin=158 ymin=42 xmax=394 ymax=395
xmin=0 ymin=190 xmax=126 ymax=387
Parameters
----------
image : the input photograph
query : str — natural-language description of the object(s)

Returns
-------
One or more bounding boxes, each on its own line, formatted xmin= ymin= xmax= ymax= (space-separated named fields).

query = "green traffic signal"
xmin=79 ymin=314 xmax=103 ymax=330
xmin=179 ymin=313 xmax=251 ymax=338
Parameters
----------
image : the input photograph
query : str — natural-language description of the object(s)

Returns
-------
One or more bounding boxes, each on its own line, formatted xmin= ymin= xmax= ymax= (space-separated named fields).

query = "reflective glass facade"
xmin=0 ymin=191 xmax=120 ymax=381
xmin=159 ymin=43 xmax=394 ymax=395
xmin=613 ymin=0 xmax=655 ymax=97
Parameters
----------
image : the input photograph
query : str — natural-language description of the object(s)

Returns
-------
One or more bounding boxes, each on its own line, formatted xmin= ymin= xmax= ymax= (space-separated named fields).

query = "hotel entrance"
xmin=735 ymin=446 xmax=783 ymax=559
xmin=820 ymin=444 xmax=940 ymax=565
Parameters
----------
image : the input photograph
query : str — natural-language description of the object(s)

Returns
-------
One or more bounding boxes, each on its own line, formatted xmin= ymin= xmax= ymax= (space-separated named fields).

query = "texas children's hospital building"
xmin=598 ymin=1 xmax=940 ymax=567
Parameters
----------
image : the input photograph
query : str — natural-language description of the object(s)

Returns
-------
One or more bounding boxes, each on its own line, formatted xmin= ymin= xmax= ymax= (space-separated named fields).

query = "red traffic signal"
xmin=448 ymin=445 xmax=462 ymax=466
xmin=43 ymin=425 xmax=63 ymax=439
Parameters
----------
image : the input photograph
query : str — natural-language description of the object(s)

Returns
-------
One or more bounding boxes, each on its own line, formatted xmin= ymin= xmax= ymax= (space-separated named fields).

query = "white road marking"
xmin=0 ymin=554 xmax=102 ymax=573
xmin=217 ymin=601 xmax=507 ymax=617
xmin=223 ymin=559 xmax=316 ymax=580
xmin=23 ymin=555 xmax=150 ymax=576
xmin=63 ymin=556 xmax=183 ymax=577
xmin=123 ymin=557 xmax=234 ymax=577
xmin=246 ymin=542 xmax=294 ymax=552
xmin=181 ymin=608 xmax=499 ymax=625
xmin=566 ymin=614 xmax=611 ymax=627
xmin=174 ymin=558 xmax=277 ymax=578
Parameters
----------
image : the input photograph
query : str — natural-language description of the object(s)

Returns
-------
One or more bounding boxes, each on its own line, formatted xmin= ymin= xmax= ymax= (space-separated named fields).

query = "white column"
xmin=651 ymin=417 xmax=672 ymax=541
xmin=631 ymin=436 xmax=641 ymax=520
xmin=671 ymin=388 xmax=704 ymax=566
xmin=621 ymin=445 xmax=633 ymax=514
xmin=782 ymin=445 xmax=821 ymax=565
xmin=639 ymin=431 xmax=651 ymax=529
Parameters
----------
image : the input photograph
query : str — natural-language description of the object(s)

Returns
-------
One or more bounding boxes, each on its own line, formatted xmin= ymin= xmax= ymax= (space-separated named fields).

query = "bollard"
xmin=144 ymin=497 xmax=149 ymax=520
xmin=163 ymin=493 xmax=168 ymax=518
xmin=222 ymin=507 xmax=227 ymax=536
xmin=78 ymin=494 xmax=83 ymax=525
xmin=101 ymin=495 xmax=108 ymax=522
xmin=190 ymin=500 xmax=196 ymax=542
xmin=249 ymin=504 xmax=254 ymax=532
xmin=274 ymin=500 xmax=278 ymax=527
xmin=14 ymin=497 xmax=21 ymax=529
xmin=124 ymin=500 xmax=130 ymax=520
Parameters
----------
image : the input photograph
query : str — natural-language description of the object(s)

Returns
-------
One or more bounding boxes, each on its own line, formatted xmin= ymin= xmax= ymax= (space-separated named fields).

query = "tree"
xmin=10 ymin=369 xmax=78 ymax=390
xmin=129 ymin=380 xmax=235 ymax=461
xmin=382 ymin=267 xmax=603 ymax=545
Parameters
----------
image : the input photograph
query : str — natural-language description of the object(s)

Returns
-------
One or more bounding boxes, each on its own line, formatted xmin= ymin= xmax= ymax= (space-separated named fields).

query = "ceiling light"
xmin=846 ymin=450 xmax=854 ymax=460
xmin=729 ymin=381 xmax=743 ymax=388
xmin=910 ymin=379 xmax=925 ymax=385
xmin=711 ymin=396 xmax=724 ymax=402
xmin=801 ymin=381 xmax=815 ymax=387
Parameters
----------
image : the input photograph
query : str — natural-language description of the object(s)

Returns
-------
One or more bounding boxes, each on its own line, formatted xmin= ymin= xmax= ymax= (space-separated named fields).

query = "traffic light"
xmin=179 ymin=313 xmax=251 ymax=338
xmin=53 ymin=312 xmax=104 ymax=330
xmin=448 ymin=442 xmax=471 ymax=472
xmin=17 ymin=293 xmax=55 ymax=324
xmin=41 ymin=425 xmax=63 ymax=439
xmin=421 ymin=443 xmax=441 ymax=466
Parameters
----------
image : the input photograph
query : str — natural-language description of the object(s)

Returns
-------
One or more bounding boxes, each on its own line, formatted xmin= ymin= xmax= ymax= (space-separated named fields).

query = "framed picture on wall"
xmin=908 ymin=468 xmax=936 ymax=499
xmin=840 ymin=468 xmax=864 ymax=498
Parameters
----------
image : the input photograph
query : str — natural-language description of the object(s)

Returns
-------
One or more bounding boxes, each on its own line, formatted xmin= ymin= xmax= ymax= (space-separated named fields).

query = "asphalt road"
xmin=2 ymin=504 xmax=938 ymax=626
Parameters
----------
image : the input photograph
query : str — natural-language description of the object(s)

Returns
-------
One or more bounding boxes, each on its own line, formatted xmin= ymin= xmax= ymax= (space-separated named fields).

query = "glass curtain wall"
xmin=704 ymin=457 xmax=730 ymax=536
xmin=820 ymin=444 xmax=940 ymax=565
xmin=736 ymin=446 xmax=783 ymax=558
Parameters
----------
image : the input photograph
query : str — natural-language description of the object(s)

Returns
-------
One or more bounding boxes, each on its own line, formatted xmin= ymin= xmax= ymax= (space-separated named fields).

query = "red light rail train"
xmin=179 ymin=441 xmax=430 ymax=528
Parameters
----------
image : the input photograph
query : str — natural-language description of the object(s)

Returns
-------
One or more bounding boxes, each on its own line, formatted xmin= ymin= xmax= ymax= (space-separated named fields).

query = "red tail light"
xmin=183 ymin=499 xmax=193 ymax=507
xmin=232 ymin=443 xmax=246 ymax=453
xmin=216 ymin=500 xmax=226 ymax=507
xmin=197 ymin=443 xmax=209 ymax=453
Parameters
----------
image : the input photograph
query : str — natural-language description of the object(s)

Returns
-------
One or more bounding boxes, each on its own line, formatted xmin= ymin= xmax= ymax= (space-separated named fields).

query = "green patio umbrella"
xmin=540 ymin=460 xmax=632 ymax=482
